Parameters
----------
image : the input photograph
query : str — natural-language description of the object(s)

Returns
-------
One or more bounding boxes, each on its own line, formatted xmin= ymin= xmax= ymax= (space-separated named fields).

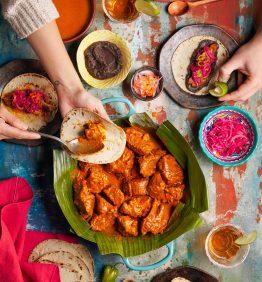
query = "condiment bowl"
xmin=77 ymin=30 xmax=132 ymax=89
xmin=102 ymin=0 xmax=140 ymax=24
xmin=62 ymin=0 xmax=96 ymax=43
xmin=205 ymin=224 xmax=250 ymax=268
xmin=199 ymin=106 xmax=259 ymax=167
xmin=130 ymin=66 xmax=164 ymax=101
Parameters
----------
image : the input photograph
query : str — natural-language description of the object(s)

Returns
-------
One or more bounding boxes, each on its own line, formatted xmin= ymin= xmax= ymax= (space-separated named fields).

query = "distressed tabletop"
xmin=0 ymin=1 xmax=261 ymax=281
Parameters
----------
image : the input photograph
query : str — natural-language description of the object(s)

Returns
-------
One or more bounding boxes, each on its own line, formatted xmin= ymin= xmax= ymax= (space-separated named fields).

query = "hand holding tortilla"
xmin=218 ymin=29 xmax=262 ymax=102
xmin=0 ymin=106 xmax=40 ymax=140
xmin=58 ymin=87 xmax=110 ymax=121
xmin=60 ymin=108 xmax=126 ymax=163
xmin=1 ymin=73 xmax=58 ymax=131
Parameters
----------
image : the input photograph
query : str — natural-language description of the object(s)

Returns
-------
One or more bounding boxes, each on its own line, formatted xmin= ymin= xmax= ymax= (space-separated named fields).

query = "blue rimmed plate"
xmin=199 ymin=106 xmax=259 ymax=167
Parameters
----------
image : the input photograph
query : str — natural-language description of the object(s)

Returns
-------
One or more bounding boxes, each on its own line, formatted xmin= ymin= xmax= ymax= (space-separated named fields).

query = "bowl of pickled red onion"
xmin=130 ymin=66 xmax=163 ymax=101
xmin=199 ymin=106 xmax=259 ymax=166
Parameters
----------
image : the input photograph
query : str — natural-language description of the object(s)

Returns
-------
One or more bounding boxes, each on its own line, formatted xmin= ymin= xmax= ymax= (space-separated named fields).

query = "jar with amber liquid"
xmin=102 ymin=0 xmax=140 ymax=23
xmin=205 ymin=224 xmax=250 ymax=268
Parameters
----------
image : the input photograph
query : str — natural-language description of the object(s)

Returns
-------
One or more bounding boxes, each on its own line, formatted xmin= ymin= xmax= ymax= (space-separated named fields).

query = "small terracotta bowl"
xmin=63 ymin=0 xmax=96 ymax=43
xmin=130 ymin=66 xmax=164 ymax=101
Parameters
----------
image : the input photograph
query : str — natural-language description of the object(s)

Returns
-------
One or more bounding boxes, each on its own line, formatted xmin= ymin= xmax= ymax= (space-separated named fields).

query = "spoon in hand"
xmin=35 ymin=132 xmax=101 ymax=155
xmin=168 ymin=0 xmax=222 ymax=16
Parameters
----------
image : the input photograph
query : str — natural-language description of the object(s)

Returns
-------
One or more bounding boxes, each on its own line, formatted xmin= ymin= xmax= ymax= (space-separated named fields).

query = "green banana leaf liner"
xmin=53 ymin=113 xmax=208 ymax=257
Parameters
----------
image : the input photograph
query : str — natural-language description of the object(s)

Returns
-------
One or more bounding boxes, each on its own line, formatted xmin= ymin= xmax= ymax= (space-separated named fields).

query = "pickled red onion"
xmin=206 ymin=117 xmax=252 ymax=158
xmin=12 ymin=89 xmax=46 ymax=113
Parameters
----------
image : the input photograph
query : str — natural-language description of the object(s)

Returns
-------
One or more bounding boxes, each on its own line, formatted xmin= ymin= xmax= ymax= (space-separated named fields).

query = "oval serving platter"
xmin=159 ymin=24 xmax=239 ymax=109
xmin=0 ymin=59 xmax=61 ymax=146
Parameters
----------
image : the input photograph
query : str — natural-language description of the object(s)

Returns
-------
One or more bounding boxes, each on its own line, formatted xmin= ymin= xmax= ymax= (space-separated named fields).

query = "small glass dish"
xmin=130 ymin=66 xmax=163 ymax=101
xmin=205 ymin=224 xmax=250 ymax=268
xmin=102 ymin=0 xmax=140 ymax=23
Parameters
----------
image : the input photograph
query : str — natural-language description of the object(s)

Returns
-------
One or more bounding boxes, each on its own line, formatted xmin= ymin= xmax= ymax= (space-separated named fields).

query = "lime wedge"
xmin=135 ymin=0 xmax=160 ymax=16
xmin=235 ymin=231 xmax=257 ymax=245
xmin=209 ymin=81 xmax=228 ymax=97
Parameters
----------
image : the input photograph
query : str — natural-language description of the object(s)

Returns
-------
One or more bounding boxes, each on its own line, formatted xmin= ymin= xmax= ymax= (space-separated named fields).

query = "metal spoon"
xmin=168 ymin=0 xmax=222 ymax=16
xmin=35 ymin=132 xmax=101 ymax=155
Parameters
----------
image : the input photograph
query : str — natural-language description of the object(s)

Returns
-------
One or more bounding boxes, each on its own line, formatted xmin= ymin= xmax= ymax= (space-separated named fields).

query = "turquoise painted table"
xmin=0 ymin=1 xmax=261 ymax=281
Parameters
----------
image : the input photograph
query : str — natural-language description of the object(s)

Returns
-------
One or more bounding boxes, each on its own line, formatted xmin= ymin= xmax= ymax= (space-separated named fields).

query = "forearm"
xmin=27 ymin=21 xmax=84 ymax=97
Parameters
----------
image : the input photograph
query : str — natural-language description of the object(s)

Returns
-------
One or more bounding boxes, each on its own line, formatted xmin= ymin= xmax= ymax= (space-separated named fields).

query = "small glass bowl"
xmin=102 ymin=0 xmax=140 ymax=24
xmin=130 ymin=66 xmax=164 ymax=101
xmin=205 ymin=224 xmax=250 ymax=268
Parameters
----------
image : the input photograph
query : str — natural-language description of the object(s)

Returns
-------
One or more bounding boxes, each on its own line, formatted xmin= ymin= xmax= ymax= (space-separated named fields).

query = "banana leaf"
xmin=53 ymin=113 xmax=208 ymax=257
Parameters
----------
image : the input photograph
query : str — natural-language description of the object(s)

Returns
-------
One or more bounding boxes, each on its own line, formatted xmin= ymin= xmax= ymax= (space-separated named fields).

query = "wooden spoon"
xmin=168 ymin=0 xmax=222 ymax=16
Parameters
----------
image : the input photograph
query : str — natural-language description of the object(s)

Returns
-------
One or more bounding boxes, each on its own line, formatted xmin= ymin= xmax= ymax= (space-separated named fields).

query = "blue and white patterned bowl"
xmin=199 ymin=106 xmax=259 ymax=167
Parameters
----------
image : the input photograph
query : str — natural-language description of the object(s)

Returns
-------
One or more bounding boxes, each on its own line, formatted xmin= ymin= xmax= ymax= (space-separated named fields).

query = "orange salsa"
xmin=53 ymin=0 xmax=91 ymax=41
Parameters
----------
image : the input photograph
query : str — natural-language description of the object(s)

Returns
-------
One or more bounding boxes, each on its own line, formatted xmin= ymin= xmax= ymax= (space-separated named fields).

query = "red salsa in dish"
xmin=132 ymin=70 xmax=160 ymax=98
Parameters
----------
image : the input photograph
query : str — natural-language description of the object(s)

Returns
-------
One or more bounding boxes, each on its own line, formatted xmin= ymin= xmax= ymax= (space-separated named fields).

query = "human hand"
xmin=0 ymin=106 xmax=40 ymax=140
xmin=58 ymin=88 xmax=110 ymax=121
xmin=218 ymin=33 xmax=262 ymax=102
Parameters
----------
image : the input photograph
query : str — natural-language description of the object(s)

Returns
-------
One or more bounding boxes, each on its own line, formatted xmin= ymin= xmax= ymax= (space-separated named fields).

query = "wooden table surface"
xmin=0 ymin=1 xmax=261 ymax=281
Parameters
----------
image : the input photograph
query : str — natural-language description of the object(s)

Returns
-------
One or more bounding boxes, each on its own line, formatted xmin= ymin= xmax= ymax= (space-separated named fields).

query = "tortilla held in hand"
xmin=28 ymin=239 xmax=94 ymax=282
xmin=1 ymin=73 xmax=58 ymax=131
xmin=60 ymin=108 xmax=126 ymax=164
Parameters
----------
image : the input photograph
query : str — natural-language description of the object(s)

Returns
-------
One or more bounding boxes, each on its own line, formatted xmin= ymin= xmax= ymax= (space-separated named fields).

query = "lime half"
xmin=235 ymin=231 xmax=257 ymax=246
xmin=135 ymin=0 xmax=160 ymax=16
xmin=209 ymin=81 xmax=228 ymax=97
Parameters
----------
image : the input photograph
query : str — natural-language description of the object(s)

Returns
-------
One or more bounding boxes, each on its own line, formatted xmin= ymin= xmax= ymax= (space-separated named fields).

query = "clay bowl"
xmin=62 ymin=0 xmax=96 ymax=43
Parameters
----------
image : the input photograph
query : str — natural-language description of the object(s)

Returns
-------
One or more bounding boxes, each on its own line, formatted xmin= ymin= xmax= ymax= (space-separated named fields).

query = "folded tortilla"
xmin=60 ymin=108 xmax=126 ymax=164
xmin=1 ymin=73 xmax=58 ymax=130
xmin=171 ymin=35 xmax=228 ymax=96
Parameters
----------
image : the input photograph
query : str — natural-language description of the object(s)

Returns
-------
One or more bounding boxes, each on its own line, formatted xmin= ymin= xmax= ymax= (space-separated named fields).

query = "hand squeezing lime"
xmin=135 ymin=0 xmax=160 ymax=16
xmin=235 ymin=231 xmax=257 ymax=246
xmin=209 ymin=81 xmax=228 ymax=97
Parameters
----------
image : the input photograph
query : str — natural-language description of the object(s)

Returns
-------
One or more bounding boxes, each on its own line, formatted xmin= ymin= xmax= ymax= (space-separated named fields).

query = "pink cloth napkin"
xmin=0 ymin=177 xmax=77 ymax=282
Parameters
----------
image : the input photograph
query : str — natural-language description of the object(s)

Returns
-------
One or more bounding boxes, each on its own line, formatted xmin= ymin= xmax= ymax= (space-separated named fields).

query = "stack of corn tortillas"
xmin=29 ymin=239 xmax=94 ymax=282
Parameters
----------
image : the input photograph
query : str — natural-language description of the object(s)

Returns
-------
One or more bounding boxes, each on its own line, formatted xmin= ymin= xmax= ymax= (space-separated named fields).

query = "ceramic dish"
xmin=59 ymin=0 xmax=96 ymax=43
xmin=159 ymin=24 xmax=239 ymax=109
xmin=77 ymin=30 xmax=132 ymax=89
xmin=199 ymin=106 xmax=259 ymax=167
xmin=130 ymin=66 xmax=163 ymax=101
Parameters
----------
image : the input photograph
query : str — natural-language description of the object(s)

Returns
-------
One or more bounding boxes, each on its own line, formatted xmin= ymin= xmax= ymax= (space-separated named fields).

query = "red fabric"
xmin=0 ymin=177 xmax=77 ymax=282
